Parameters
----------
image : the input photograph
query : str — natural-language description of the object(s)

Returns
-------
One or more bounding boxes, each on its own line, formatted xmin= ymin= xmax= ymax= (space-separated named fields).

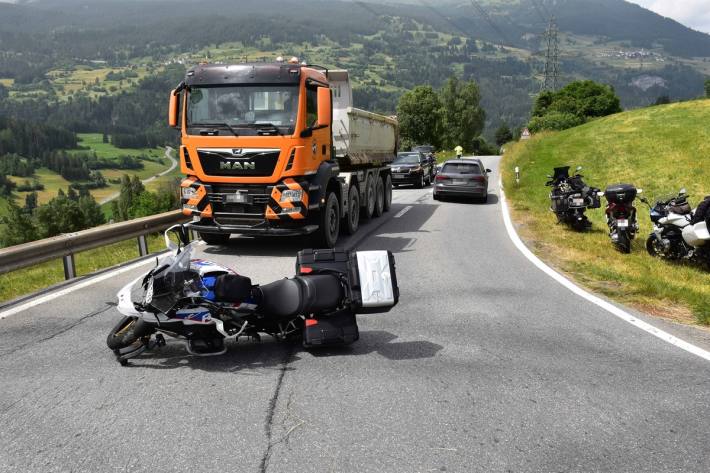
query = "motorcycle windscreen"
xmin=149 ymin=243 xmax=202 ymax=313
xmin=355 ymin=251 xmax=399 ymax=309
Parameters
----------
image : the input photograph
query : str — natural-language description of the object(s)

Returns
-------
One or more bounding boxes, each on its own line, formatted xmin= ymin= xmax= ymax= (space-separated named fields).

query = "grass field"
xmin=501 ymin=99 xmax=710 ymax=325
xmin=0 ymin=233 xmax=166 ymax=304
xmin=72 ymin=133 xmax=162 ymax=160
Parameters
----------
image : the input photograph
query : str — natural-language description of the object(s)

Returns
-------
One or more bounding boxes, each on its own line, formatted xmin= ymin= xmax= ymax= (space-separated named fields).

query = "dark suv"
xmin=391 ymin=152 xmax=433 ymax=188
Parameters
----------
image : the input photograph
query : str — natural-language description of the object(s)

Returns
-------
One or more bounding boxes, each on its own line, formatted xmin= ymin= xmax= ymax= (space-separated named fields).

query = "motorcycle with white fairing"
xmin=108 ymin=225 xmax=399 ymax=365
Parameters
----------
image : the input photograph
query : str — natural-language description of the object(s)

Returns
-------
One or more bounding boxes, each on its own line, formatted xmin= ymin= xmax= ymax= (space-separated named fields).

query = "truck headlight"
xmin=181 ymin=187 xmax=198 ymax=200
xmin=280 ymin=189 xmax=303 ymax=202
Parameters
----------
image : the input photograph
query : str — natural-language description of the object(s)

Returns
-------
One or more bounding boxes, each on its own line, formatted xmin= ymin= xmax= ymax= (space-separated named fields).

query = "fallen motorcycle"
xmin=107 ymin=225 xmax=399 ymax=365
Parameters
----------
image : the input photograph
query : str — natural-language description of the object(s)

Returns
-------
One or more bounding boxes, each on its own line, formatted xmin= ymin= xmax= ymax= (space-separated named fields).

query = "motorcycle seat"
xmin=259 ymin=275 xmax=343 ymax=318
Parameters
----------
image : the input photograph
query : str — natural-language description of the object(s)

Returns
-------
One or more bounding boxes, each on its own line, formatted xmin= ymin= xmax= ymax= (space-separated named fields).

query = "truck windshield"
xmin=187 ymin=85 xmax=299 ymax=134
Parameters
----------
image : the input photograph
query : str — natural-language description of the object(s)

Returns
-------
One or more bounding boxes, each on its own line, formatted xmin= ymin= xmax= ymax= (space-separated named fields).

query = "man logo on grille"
xmin=231 ymin=149 xmax=244 ymax=156
xmin=220 ymin=161 xmax=256 ymax=170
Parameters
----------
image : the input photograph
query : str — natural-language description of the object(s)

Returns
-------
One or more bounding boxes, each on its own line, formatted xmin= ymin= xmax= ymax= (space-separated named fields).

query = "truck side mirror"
xmin=168 ymin=89 xmax=179 ymax=128
xmin=317 ymin=87 xmax=332 ymax=128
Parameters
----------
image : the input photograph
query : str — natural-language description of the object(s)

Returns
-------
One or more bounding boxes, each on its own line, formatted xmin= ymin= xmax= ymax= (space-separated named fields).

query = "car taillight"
xmin=436 ymin=175 xmax=447 ymax=181
xmin=471 ymin=175 xmax=485 ymax=182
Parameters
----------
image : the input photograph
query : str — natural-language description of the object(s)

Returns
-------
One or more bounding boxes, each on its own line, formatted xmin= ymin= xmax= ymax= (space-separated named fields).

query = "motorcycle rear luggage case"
xmin=604 ymin=183 xmax=637 ymax=204
xmin=302 ymin=310 xmax=359 ymax=347
xmin=296 ymin=248 xmax=400 ymax=313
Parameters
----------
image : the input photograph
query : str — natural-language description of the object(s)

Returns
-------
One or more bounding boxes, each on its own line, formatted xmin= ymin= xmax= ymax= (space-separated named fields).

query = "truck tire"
xmin=315 ymin=191 xmax=340 ymax=248
xmin=199 ymin=232 xmax=230 ymax=245
xmin=363 ymin=174 xmax=376 ymax=219
xmin=343 ymin=184 xmax=360 ymax=235
xmin=383 ymin=174 xmax=392 ymax=212
xmin=373 ymin=177 xmax=385 ymax=217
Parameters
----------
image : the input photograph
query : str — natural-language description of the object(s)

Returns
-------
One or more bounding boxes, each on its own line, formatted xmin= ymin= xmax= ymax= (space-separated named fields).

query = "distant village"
xmin=596 ymin=48 xmax=665 ymax=62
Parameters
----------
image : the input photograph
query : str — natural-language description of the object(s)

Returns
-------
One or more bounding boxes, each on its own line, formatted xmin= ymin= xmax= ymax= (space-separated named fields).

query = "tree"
xmin=528 ymin=80 xmax=621 ymax=132
xmin=24 ymin=192 xmax=38 ymax=213
xmin=78 ymin=194 xmax=106 ymax=227
xmin=494 ymin=123 xmax=513 ymax=147
xmin=654 ymin=95 xmax=671 ymax=105
xmin=705 ymin=78 xmax=710 ymax=98
xmin=0 ymin=201 xmax=37 ymax=247
xmin=439 ymin=77 xmax=485 ymax=151
xmin=396 ymin=86 xmax=443 ymax=150
xmin=35 ymin=191 xmax=86 ymax=237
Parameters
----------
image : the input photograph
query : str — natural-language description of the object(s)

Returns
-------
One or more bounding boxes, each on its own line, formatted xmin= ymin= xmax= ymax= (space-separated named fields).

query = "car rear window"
xmin=442 ymin=162 xmax=480 ymax=174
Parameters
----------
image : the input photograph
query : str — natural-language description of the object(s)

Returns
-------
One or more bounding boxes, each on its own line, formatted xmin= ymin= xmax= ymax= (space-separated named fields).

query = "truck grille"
xmin=197 ymin=148 xmax=280 ymax=177
xmin=209 ymin=185 xmax=271 ymax=217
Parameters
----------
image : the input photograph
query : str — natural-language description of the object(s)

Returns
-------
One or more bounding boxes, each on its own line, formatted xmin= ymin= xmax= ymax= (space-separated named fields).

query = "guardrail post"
xmin=63 ymin=254 xmax=76 ymax=280
xmin=515 ymin=166 xmax=520 ymax=186
xmin=137 ymin=234 xmax=149 ymax=257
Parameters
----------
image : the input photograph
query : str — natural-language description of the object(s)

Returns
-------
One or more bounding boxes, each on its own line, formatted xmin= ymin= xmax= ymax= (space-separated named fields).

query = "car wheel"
xmin=481 ymin=194 xmax=488 ymax=204
xmin=416 ymin=174 xmax=424 ymax=189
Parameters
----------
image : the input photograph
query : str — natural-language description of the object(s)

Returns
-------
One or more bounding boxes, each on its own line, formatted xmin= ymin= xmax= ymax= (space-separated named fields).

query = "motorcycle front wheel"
xmin=645 ymin=235 xmax=660 ymax=257
xmin=106 ymin=316 xmax=154 ymax=350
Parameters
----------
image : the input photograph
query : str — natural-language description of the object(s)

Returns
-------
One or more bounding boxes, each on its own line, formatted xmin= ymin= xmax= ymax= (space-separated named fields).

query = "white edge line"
xmin=498 ymin=176 xmax=710 ymax=362
xmin=394 ymin=205 xmax=413 ymax=218
xmin=0 ymin=257 xmax=156 ymax=320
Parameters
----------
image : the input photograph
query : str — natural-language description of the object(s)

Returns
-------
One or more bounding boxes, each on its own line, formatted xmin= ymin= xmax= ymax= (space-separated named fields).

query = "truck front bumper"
xmin=189 ymin=218 xmax=319 ymax=236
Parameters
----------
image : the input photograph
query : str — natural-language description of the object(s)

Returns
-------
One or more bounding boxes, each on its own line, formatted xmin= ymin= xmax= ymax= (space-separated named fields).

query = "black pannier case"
xmin=296 ymin=249 xmax=400 ymax=314
xmin=604 ymin=183 xmax=637 ymax=204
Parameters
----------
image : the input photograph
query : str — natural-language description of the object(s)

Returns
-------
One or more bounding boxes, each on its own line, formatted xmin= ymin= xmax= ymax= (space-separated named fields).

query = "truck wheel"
xmin=315 ymin=192 xmax=340 ymax=248
xmin=374 ymin=177 xmax=385 ymax=217
xmin=199 ymin=232 xmax=230 ymax=245
xmin=343 ymin=184 xmax=360 ymax=235
xmin=363 ymin=174 xmax=376 ymax=219
xmin=383 ymin=174 xmax=393 ymax=212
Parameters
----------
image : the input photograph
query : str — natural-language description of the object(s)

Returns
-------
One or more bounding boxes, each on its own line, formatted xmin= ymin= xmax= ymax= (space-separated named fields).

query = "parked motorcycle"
xmin=546 ymin=166 xmax=601 ymax=231
xmin=107 ymin=225 xmax=399 ymax=365
xmin=640 ymin=189 xmax=710 ymax=267
xmin=601 ymin=184 xmax=641 ymax=253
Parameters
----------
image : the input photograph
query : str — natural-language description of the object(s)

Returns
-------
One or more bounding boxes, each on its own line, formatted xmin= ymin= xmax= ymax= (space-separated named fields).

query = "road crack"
xmin=0 ymin=303 xmax=113 ymax=359
xmin=258 ymin=345 xmax=296 ymax=473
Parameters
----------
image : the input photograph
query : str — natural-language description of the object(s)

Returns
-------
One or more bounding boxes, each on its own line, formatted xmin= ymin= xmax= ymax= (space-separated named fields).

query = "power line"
xmin=540 ymin=16 xmax=560 ymax=91
xmin=469 ymin=0 xmax=511 ymax=45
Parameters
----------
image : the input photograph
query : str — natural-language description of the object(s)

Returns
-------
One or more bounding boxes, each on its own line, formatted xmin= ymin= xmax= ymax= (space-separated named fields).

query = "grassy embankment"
xmin=501 ymin=99 xmax=710 ymax=325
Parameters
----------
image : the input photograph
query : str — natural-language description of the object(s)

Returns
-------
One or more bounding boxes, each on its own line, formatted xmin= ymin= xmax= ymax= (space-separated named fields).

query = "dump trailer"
xmin=168 ymin=61 xmax=398 ymax=248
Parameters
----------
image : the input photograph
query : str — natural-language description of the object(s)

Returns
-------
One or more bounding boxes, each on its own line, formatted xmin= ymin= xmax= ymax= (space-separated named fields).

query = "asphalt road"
xmin=2 ymin=157 xmax=710 ymax=473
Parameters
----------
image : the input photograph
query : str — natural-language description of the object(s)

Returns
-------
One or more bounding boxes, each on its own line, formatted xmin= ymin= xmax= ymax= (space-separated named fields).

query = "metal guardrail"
xmin=0 ymin=210 xmax=188 ymax=279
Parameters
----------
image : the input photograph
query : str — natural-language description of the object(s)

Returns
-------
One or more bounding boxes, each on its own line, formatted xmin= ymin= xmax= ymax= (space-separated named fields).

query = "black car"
xmin=433 ymin=159 xmax=491 ymax=203
xmin=391 ymin=152 xmax=433 ymax=188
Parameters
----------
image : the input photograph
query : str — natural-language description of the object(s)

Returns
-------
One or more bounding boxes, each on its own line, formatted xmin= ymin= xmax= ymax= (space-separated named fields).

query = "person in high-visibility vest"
xmin=454 ymin=145 xmax=463 ymax=159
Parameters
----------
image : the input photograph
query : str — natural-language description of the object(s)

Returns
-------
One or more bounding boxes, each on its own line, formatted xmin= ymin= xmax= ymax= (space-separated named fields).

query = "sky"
xmin=626 ymin=0 xmax=710 ymax=34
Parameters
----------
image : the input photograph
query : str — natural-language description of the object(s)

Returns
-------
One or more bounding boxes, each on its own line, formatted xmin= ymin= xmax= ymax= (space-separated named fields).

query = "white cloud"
xmin=626 ymin=0 xmax=710 ymax=34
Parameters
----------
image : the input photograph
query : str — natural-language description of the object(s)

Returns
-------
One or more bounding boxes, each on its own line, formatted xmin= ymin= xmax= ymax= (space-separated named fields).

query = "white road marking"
xmin=498 ymin=177 xmax=710 ymax=362
xmin=0 ymin=257 xmax=156 ymax=320
xmin=394 ymin=206 xmax=413 ymax=218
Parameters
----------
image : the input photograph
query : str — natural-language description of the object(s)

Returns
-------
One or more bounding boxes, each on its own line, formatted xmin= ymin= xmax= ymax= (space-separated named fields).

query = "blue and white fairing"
xmin=117 ymin=243 xmax=258 ymax=324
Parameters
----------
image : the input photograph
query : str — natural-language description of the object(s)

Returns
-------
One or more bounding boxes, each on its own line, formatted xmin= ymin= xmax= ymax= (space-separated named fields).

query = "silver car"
xmin=433 ymin=159 xmax=491 ymax=203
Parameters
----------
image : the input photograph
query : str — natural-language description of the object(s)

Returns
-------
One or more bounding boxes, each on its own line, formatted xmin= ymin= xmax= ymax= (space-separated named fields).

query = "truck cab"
xmin=169 ymin=60 xmax=397 ymax=247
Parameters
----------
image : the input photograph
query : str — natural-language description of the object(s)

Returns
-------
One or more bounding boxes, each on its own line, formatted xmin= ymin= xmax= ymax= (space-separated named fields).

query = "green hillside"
xmin=502 ymin=99 xmax=710 ymax=324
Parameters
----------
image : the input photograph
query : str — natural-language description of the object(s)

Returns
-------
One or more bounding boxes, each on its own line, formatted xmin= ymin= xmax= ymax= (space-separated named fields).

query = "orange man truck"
xmin=168 ymin=61 xmax=398 ymax=247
